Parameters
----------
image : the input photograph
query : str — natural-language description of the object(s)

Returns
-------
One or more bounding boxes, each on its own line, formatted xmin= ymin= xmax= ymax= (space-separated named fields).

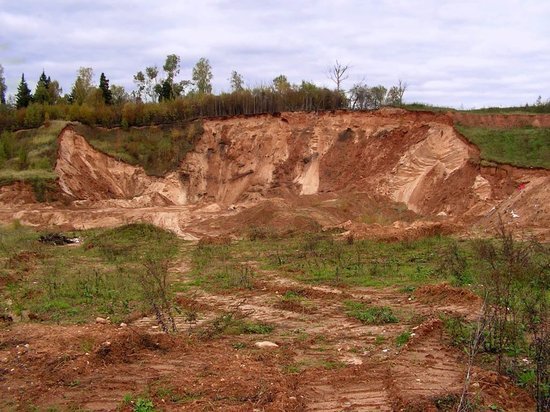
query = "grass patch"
xmin=456 ymin=124 xmax=550 ymax=168
xmin=0 ymin=223 xmax=182 ymax=324
xmin=187 ymin=234 xmax=482 ymax=290
xmin=189 ymin=243 xmax=256 ymax=291
xmin=0 ymin=121 xmax=67 ymax=201
xmin=198 ymin=311 xmax=273 ymax=339
xmin=0 ymin=120 xmax=67 ymax=173
xmin=344 ymin=301 xmax=398 ymax=324
xmin=72 ymin=120 xmax=203 ymax=176
xmin=283 ymin=358 xmax=346 ymax=374
xmin=275 ymin=290 xmax=316 ymax=313
xmin=395 ymin=331 xmax=412 ymax=347
xmin=264 ymin=234 xmax=464 ymax=288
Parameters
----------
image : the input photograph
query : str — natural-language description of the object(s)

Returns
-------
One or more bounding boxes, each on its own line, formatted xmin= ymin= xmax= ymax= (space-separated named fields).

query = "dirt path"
xmin=128 ymin=260 xmax=495 ymax=411
xmin=0 ymin=256 xmax=535 ymax=411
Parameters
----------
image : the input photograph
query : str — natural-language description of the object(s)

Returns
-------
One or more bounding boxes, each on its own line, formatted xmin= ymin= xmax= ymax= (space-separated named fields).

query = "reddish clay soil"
xmin=0 ymin=263 xmax=536 ymax=411
xmin=0 ymin=108 xmax=548 ymax=241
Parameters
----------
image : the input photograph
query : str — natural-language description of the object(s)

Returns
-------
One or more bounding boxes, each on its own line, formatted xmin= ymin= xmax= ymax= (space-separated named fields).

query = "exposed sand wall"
xmin=1 ymin=109 xmax=548 ymax=238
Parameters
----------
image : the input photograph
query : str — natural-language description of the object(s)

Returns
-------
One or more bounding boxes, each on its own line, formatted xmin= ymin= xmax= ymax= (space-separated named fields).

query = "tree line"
xmin=0 ymin=55 xmax=409 ymax=131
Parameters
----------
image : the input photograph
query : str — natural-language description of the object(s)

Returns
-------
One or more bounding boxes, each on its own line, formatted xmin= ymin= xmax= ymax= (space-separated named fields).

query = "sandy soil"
xmin=0 ymin=109 xmax=548 ymax=241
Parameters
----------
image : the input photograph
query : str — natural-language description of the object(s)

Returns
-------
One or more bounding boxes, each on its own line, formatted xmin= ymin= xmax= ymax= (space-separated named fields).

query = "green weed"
xmin=198 ymin=311 xmax=273 ymax=339
xmin=396 ymin=331 xmax=412 ymax=347
xmin=344 ymin=301 xmax=398 ymax=324
xmin=133 ymin=397 xmax=155 ymax=412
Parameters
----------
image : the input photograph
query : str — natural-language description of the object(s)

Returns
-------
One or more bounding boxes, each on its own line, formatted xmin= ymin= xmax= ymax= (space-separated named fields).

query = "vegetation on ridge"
xmin=72 ymin=120 xmax=204 ymax=176
xmin=456 ymin=125 xmax=550 ymax=169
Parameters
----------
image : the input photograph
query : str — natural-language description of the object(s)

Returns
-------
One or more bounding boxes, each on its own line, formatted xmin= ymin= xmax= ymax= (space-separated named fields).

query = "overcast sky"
xmin=1 ymin=0 xmax=549 ymax=108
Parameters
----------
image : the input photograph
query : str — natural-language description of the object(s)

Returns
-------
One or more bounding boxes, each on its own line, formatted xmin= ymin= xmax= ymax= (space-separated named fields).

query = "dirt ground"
xmin=0 ymin=257 xmax=536 ymax=411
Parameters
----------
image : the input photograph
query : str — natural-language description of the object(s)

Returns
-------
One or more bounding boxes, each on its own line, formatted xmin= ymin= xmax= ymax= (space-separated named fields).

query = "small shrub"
xmin=374 ymin=335 xmax=386 ymax=345
xmin=248 ymin=226 xmax=276 ymax=241
xmin=243 ymin=322 xmax=274 ymax=334
xmin=438 ymin=241 xmax=470 ymax=285
xmin=433 ymin=394 xmax=461 ymax=411
xmin=442 ymin=315 xmax=472 ymax=348
xmin=396 ymin=331 xmax=412 ymax=347
xmin=134 ymin=397 xmax=155 ymax=412
xmin=139 ymin=257 xmax=177 ymax=333
xmin=344 ymin=301 xmax=398 ymax=324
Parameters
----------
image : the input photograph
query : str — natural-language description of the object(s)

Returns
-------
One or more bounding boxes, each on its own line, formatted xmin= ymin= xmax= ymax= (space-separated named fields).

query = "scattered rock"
xmin=95 ymin=317 xmax=110 ymax=324
xmin=119 ymin=322 xmax=127 ymax=328
xmin=254 ymin=341 xmax=279 ymax=349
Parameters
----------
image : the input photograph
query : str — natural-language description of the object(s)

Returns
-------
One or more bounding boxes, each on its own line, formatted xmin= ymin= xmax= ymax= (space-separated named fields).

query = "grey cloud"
xmin=0 ymin=0 xmax=548 ymax=107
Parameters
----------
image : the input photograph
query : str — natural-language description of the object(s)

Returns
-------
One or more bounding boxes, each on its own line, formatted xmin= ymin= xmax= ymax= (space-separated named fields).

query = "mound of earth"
xmin=414 ymin=284 xmax=482 ymax=307
xmin=0 ymin=108 xmax=548 ymax=239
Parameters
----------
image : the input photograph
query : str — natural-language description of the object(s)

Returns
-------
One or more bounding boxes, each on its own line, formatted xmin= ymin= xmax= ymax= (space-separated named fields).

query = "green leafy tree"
xmin=98 ymin=72 xmax=113 ymax=105
xmin=229 ymin=70 xmax=244 ymax=92
xmin=70 ymin=67 xmax=94 ymax=104
xmin=47 ymin=80 xmax=63 ymax=104
xmin=144 ymin=66 xmax=159 ymax=102
xmin=385 ymin=80 xmax=407 ymax=106
xmin=159 ymin=54 xmax=182 ymax=100
xmin=133 ymin=70 xmax=146 ymax=101
xmin=136 ymin=54 xmax=188 ymax=101
xmin=109 ymin=84 xmax=128 ymax=105
xmin=16 ymin=74 xmax=32 ymax=108
xmin=0 ymin=65 xmax=7 ymax=105
xmin=192 ymin=57 xmax=213 ymax=94
xmin=367 ymin=85 xmax=388 ymax=109
xmin=157 ymin=79 xmax=173 ymax=101
xmin=272 ymin=75 xmax=291 ymax=93
xmin=163 ymin=54 xmax=181 ymax=82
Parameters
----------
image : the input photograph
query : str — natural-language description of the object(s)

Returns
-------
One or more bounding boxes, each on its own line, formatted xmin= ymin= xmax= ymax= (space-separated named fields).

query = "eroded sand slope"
xmin=0 ymin=109 xmax=548 ymax=239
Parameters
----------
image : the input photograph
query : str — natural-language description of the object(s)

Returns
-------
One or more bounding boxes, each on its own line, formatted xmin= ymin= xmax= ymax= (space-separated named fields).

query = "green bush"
xmin=344 ymin=301 xmax=398 ymax=324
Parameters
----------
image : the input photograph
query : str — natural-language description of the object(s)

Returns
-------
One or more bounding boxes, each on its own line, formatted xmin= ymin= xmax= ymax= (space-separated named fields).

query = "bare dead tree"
xmin=457 ymin=295 xmax=492 ymax=412
xmin=328 ymin=60 xmax=351 ymax=92
xmin=139 ymin=258 xmax=177 ymax=333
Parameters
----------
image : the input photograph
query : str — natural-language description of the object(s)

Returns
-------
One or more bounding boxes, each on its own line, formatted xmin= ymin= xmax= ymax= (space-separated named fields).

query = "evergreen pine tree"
xmin=0 ymin=64 xmax=7 ymax=105
xmin=34 ymin=71 xmax=51 ymax=104
xmin=99 ymin=73 xmax=113 ymax=105
xmin=16 ymin=74 xmax=32 ymax=108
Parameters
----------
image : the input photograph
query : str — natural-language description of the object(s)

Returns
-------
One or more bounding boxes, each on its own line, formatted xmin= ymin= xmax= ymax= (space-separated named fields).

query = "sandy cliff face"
xmin=174 ymin=109 xmax=481 ymax=216
xmin=1 ymin=109 xmax=548 ymax=238
xmin=55 ymin=129 xmax=187 ymax=207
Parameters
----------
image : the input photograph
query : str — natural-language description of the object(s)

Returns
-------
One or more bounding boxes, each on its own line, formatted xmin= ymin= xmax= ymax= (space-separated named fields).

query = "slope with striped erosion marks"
xmin=0 ymin=108 xmax=548 ymax=239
